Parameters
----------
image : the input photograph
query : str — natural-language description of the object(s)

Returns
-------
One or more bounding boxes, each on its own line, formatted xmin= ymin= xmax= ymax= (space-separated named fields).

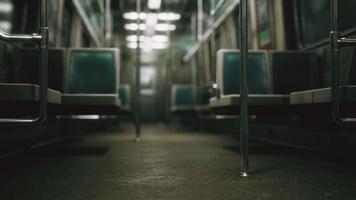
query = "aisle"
xmin=0 ymin=124 xmax=355 ymax=200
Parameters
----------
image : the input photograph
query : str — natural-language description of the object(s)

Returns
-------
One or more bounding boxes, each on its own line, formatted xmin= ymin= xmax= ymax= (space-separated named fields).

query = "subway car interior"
xmin=0 ymin=0 xmax=356 ymax=199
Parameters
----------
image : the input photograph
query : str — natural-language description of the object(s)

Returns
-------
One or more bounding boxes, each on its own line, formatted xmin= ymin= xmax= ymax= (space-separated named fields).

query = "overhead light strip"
xmin=123 ymin=12 xmax=181 ymax=21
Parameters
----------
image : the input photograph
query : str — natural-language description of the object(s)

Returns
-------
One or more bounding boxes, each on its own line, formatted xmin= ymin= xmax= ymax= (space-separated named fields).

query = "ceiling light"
xmin=123 ymin=12 xmax=146 ymax=20
xmin=150 ymin=42 xmax=168 ymax=49
xmin=148 ymin=0 xmax=161 ymax=10
xmin=125 ymin=23 xmax=176 ymax=32
xmin=155 ymin=24 xmax=176 ymax=31
xmin=158 ymin=13 xmax=181 ymax=21
xmin=126 ymin=35 xmax=145 ymax=42
xmin=146 ymin=13 xmax=158 ymax=26
xmin=152 ymin=35 xmax=168 ymax=42
xmin=127 ymin=42 xmax=168 ymax=50
xmin=0 ymin=2 xmax=13 ymax=14
xmin=124 ymin=23 xmax=146 ymax=31
xmin=126 ymin=35 xmax=169 ymax=43
xmin=123 ymin=12 xmax=181 ymax=21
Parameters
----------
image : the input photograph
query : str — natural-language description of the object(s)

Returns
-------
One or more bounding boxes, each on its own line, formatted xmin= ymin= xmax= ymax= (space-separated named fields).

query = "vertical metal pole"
xmin=55 ymin=0 xmax=64 ymax=47
xmin=135 ymin=0 xmax=141 ymax=142
xmin=239 ymin=0 xmax=249 ymax=177
xmin=210 ymin=32 xmax=216 ymax=82
xmin=104 ymin=0 xmax=112 ymax=46
xmin=197 ymin=0 xmax=203 ymax=41
xmin=331 ymin=0 xmax=340 ymax=121
xmin=39 ymin=0 xmax=48 ymax=124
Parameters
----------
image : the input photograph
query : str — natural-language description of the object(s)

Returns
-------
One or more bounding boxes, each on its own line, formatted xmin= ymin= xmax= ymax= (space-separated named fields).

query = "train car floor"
xmin=0 ymin=124 xmax=355 ymax=199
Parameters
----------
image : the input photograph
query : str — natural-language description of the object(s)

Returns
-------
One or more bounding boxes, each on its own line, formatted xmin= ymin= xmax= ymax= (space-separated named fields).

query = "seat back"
xmin=0 ymin=43 xmax=9 ymax=83
xmin=15 ymin=48 xmax=66 ymax=91
xmin=171 ymin=85 xmax=194 ymax=106
xmin=217 ymin=50 xmax=270 ymax=97
xmin=197 ymin=85 xmax=211 ymax=105
xmin=119 ymin=84 xmax=131 ymax=108
xmin=269 ymin=51 xmax=319 ymax=94
xmin=346 ymin=47 xmax=356 ymax=85
xmin=65 ymin=48 xmax=120 ymax=94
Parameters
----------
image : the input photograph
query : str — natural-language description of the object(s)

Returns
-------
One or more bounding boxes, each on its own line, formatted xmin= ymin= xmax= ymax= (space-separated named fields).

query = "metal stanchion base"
xmin=240 ymin=172 xmax=249 ymax=177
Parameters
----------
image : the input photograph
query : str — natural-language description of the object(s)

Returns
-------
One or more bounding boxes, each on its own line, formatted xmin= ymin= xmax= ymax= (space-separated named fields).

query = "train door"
xmin=140 ymin=65 xmax=158 ymax=123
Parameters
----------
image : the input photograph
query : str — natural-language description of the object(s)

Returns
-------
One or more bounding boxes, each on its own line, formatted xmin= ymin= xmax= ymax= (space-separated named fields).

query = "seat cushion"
xmin=61 ymin=93 xmax=120 ymax=106
xmin=170 ymin=105 xmax=195 ymax=113
xmin=290 ymin=86 xmax=356 ymax=104
xmin=210 ymin=94 xmax=289 ymax=108
xmin=0 ymin=83 xmax=61 ymax=104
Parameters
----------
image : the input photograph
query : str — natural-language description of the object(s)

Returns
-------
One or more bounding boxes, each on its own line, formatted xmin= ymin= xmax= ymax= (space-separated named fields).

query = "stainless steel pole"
xmin=38 ymin=0 xmax=49 ymax=125
xmin=135 ymin=0 xmax=141 ymax=142
xmin=239 ymin=0 xmax=249 ymax=177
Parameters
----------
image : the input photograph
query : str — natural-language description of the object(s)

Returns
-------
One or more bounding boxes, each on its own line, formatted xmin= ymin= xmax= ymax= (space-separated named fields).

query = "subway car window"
xmin=0 ymin=0 xmax=356 ymax=199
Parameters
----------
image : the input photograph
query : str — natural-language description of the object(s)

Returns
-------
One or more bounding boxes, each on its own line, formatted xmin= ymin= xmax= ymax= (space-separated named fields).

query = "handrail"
xmin=0 ymin=29 xmax=41 ymax=43
xmin=0 ymin=0 xmax=48 ymax=125
xmin=239 ymin=0 xmax=249 ymax=177
xmin=182 ymin=0 xmax=240 ymax=62
xmin=330 ymin=0 xmax=356 ymax=125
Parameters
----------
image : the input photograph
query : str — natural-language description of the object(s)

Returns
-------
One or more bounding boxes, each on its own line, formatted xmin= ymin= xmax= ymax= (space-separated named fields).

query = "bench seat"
xmin=61 ymin=94 xmax=120 ymax=106
xmin=290 ymin=86 xmax=356 ymax=104
xmin=210 ymin=94 xmax=289 ymax=108
xmin=0 ymin=83 xmax=61 ymax=104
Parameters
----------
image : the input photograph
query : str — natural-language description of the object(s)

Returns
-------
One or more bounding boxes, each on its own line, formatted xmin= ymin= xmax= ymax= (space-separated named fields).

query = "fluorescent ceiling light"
xmin=127 ymin=42 xmax=141 ymax=49
xmin=127 ymin=42 xmax=168 ymax=50
xmin=126 ymin=35 xmax=169 ymax=43
xmin=123 ymin=12 xmax=181 ymax=21
xmin=123 ymin=12 xmax=146 ymax=20
xmin=125 ymin=23 xmax=176 ymax=31
xmin=152 ymin=35 xmax=168 ymax=42
xmin=148 ymin=0 xmax=161 ymax=10
xmin=146 ymin=13 xmax=158 ymax=26
xmin=126 ymin=35 xmax=145 ymax=42
xmin=157 ymin=13 xmax=181 ymax=21
xmin=124 ymin=23 xmax=146 ymax=31
xmin=143 ymin=38 xmax=153 ymax=51
xmin=155 ymin=24 xmax=176 ymax=31
xmin=0 ymin=2 xmax=13 ymax=14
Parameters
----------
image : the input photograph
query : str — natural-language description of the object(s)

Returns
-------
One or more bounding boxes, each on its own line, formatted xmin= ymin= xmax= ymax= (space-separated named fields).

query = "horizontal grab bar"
xmin=0 ymin=29 xmax=42 ymax=43
xmin=338 ymin=37 xmax=356 ymax=47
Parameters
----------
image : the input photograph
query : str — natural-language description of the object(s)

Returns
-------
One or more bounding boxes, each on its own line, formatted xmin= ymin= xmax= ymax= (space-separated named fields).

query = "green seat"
xmin=211 ymin=50 xmax=311 ymax=113
xmin=61 ymin=48 xmax=121 ymax=111
xmin=118 ymin=84 xmax=131 ymax=111
xmin=270 ymin=51 xmax=319 ymax=94
xmin=211 ymin=50 xmax=286 ymax=111
xmin=0 ymin=42 xmax=8 ymax=83
xmin=171 ymin=85 xmax=195 ymax=112
xmin=219 ymin=50 xmax=270 ymax=96
xmin=290 ymin=49 xmax=356 ymax=105
xmin=65 ymin=48 xmax=119 ymax=94
xmin=198 ymin=86 xmax=211 ymax=105
xmin=15 ymin=48 xmax=66 ymax=92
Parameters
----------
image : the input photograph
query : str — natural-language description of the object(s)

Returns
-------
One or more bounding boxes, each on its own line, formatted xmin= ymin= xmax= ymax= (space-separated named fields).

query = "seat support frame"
xmin=0 ymin=0 xmax=48 ymax=125
xmin=330 ymin=0 xmax=356 ymax=125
